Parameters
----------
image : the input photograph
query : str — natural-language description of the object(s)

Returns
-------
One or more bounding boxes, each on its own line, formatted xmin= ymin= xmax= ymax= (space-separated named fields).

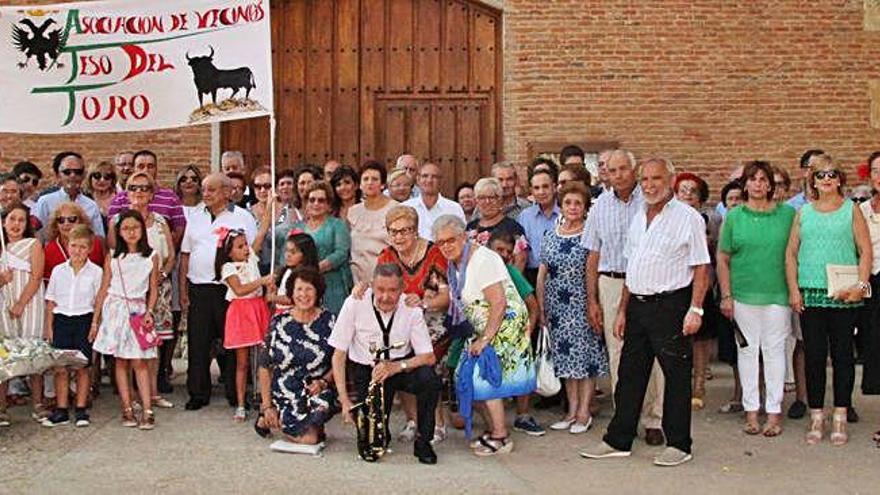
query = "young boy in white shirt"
xmin=42 ymin=225 xmax=103 ymax=427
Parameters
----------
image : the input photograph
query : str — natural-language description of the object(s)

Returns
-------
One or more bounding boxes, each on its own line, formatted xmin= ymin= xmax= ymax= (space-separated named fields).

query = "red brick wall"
xmin=3 ymin=0 xmax=880 ymax=197
xmin=501 ymin=0 xmax=880 ymax=197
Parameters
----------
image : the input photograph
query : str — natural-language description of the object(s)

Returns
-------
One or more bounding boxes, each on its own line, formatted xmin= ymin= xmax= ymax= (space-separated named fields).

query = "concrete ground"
xmin=2 ymin=363 xmax=879 ymax=495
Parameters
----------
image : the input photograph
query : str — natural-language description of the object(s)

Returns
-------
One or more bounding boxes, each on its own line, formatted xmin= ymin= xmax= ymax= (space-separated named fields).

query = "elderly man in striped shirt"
xmin=583 ymin=149 xmax=665 ymax=447
xmin=581 ymin=157 xmax=710 ymax=467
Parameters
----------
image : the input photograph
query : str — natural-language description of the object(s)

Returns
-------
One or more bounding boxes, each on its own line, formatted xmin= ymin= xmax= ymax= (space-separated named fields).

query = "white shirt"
xmin=860 ymin=200 xmax=880 ymax=275
xmin=328 ymin=289 xmax=432 ymax=366
xmin=403 ymin=194 xmax=466 ymax=240
xmin=624 ymin=197 xmax=710 ymax=295
xmin=181 ymin=204 xmax=257 ymax=284
xmin=34 ymin=189 xmax=106 ymax=238
xmin=45 ymin=260 xmax=103 ymax=316
xmin=221 ymin=253 xmax=262 ymax=301
xmin=582 ymin=186 xmax=643 ymax=273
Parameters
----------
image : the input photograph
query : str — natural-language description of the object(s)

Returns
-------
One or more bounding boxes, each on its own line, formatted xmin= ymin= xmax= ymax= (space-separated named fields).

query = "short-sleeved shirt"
xmin=33 ymin=189 xmax=106 ymax=238
xmin=582 ymin=186 xmax=643 ymax=273
xmin=403 ymin=194 xmax=466 ymax=241
xmin=624 ymin=197 xmax=710 ymax=295
xmin=517 ymin=204 xmax=560 ymax=269
xmin=506 ymin=264 xmax=534 ymax=300
xmin=328 ymin=289 xmax=432 ymax=366
xmin=107 ymin=186 xmax=186 ymax=233
xmin=859 ymin=200 xmax=880 ymax=275
xmin=719 ymin=203 xmax=795 ymax=306
xmin=43 ymin=237 xmax=105 ymax=282
xmin=181 ymin=204 xmax=258 ymax=284
xmin=221 ymin=253 xmax=262 ymax=301
xmin=466 ymin=217 xmax=527 ymax=254
xmin=461 ymin=246 xmax=518 ymax=306
xmin=45 ymin=259 xmax=103 ymax=316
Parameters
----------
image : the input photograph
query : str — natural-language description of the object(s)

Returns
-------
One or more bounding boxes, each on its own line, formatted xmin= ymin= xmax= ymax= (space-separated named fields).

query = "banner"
xmin=0 ymin=0 xmax=273 ymax=134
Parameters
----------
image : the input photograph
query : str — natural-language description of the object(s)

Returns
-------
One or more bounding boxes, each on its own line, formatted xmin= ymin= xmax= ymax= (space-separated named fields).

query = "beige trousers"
xmin=599 ymin=275 xmax=664 ymax=430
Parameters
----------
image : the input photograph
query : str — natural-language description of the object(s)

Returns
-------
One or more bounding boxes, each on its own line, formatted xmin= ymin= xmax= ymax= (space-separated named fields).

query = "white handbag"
xmin=534 ymin=324 xmax=561 ymax=397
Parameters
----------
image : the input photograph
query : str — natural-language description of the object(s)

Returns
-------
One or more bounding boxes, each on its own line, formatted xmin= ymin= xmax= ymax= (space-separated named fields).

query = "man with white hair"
xmin=221 ymin=150 xmax=255 ymax=206
xmin=396 ymin=154 xmax=421 ymax=198
xmin=403 ymin=162 xmax=465 ymax=240
xmin=581 ymin=157 xmax=710 ymax=467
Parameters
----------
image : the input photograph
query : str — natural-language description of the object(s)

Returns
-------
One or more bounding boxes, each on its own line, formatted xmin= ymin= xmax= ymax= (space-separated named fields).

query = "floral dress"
xmin=541 ymin=227 xmax=608 ymax=379
xmin=260 ymin=309 xmax=339 ymax=437
xmin=455 ymin=246 xmax=534 ymax=399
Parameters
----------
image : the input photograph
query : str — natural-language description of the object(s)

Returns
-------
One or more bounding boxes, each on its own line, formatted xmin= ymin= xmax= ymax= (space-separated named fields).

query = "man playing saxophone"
xmin=330 ymin=263 xmax=442 ymax=465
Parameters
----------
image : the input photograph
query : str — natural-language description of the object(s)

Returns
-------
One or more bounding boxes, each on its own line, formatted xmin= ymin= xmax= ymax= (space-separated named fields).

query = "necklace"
xmin=399 ymin=239 xmax=423 ymax=268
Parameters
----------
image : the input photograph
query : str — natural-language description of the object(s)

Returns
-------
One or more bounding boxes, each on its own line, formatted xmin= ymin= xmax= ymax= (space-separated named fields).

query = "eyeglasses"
xmin=434 ymin=235 xmax=461 ymax=248
xmin=307 ymin=196 xmax=328 ymax=204
xmin=179 ymin=175 xmax=199 ymax=184
xmin=813 ymin=170 xmax=840 ymax=180
xmin=90 ymin=172 xmax=116 ymax=181
xmin=253 ymin=183 xmax=272 ymax=190
xmin=388 ymin=226 xmax=416 ymax=237
xmin=475 ymin=195 xmax=499 ymax=203
xmin=60 ymin=168 xmax=85 ymax=176
xmin=127 ymin=185 xmax=153 ymax=193
xmin=16 ymin=175 xmax=38 ymax=186
xmin=57 ymin=215 xmax=79 ymax=225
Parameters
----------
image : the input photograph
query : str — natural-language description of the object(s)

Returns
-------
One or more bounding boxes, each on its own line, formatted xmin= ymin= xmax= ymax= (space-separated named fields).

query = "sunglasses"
xmin=852 ymin=197 xmax=871 ymax=204
xmin=60 ymin=168 xmax=85 ymax=176
xmin=253 ymin=183 xmax=272 ymax=190
xmin=16 ymin=175 xmax=38 ymax=186
xmin=179 ymin=175 xmax=199 ymax=184
xmin=307 ymin=196 xmax=328 ymax=204
xmin=91 ymin=172 xmax=116 ymax=181
xmin=127 ymin=184 xmax=153 ymax=193
xmin=813 ymin=170 xmax=840 ymax=180
xmin=57 ymin=215 xmax=79 ymax=225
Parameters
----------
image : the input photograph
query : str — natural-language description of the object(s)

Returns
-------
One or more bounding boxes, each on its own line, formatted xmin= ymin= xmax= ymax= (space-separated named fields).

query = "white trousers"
xmin=600 ymin=275 xmax=664 ymax=429
xmin=734 ymin=302 xmax=791 ymax=414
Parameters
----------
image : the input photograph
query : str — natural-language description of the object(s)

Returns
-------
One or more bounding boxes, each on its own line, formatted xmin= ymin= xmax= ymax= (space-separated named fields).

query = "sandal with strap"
xmin=469 ymin=431 xmax=492 ymax=449
xmin=762 ymin=422 xmax=783 ymax=438
xmin=743 ymin=422 xmax=761 ymax=435
xmin=830 ymin=411 xmax=848 ymax=446
xmin=805 ymin=410 xmax=824 ymax=445
xmin=473 ymin=436 xmax=514 ymax=457
xmin=121 ymin=407 xmax=138 ymax=428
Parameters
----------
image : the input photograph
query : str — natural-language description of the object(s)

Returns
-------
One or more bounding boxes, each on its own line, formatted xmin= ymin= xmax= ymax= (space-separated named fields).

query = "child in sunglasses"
xmin=215 ymin=228 xmax=274 ymax=422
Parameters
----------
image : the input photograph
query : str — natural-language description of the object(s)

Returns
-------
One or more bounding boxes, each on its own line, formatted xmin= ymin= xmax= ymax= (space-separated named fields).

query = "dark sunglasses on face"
xmin=16 ymin=175 xmax=38 ymax=186
xmin=127 ymin=184 xmax=152 ymax=193
xmin=813 ymin=170 xmax=840 ymax=180
xmin=60 ymin=168 xmax=85 ymax=176
xmin=179 ymin=175 xmax=199 ymax=184
xmin=91 ymin=172 xmax=116 ymax=181
xmin=253 ymin=183 xmax=272 ymax=190
xmin=57 ymin=215 xmax=78 ymax=225
xmin=852 ymin=196 xmax=871 ymax=204
xmin=308 ymin=196 xmax=328 ymax=204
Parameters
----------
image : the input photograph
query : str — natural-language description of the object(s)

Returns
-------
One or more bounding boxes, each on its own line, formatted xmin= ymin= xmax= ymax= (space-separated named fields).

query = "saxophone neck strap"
xmin=372 ymin=300 xmax=396 ymax=361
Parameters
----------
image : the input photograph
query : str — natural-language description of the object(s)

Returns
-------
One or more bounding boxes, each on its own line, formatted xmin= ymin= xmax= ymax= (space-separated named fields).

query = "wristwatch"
xmin=688 ymin=306 xmax=704 ymax=316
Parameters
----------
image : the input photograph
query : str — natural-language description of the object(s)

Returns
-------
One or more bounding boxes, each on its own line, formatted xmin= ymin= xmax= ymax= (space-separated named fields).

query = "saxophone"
xmin=351 ymin=341 xmax=405 ymax=462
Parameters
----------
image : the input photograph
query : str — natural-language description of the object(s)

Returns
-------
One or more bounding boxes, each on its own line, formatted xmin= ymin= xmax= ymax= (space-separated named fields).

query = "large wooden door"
xmin=221 ymin=0 xmax=502 ymax=195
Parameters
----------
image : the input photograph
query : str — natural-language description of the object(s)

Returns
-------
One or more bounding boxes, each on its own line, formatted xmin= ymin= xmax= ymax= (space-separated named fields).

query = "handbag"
xmin=534 ymin=324 xmax=561 ymax=397
xmin=118 ymin=258 xmax=158 ymax=351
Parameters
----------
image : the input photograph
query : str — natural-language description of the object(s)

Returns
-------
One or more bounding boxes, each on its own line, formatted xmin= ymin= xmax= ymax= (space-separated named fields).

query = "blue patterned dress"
xmin=261 ymin=309 xmax=339 ymax=437
xmin=541 ymin=227 xmax=609 ymax=379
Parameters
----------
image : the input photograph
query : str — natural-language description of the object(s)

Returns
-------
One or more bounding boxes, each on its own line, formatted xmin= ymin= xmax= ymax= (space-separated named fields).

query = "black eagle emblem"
xmin=11 ymin=18 xmax=67 ymax=71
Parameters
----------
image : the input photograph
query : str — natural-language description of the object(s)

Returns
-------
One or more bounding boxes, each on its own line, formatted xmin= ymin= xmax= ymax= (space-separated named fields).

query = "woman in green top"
xmin=784 ymin=154 xmax=872 ymax=446
xmin=717 ymin=161 xmax=795 ymax=437
xmin=290 ymin=181 xmax=352 ymax=315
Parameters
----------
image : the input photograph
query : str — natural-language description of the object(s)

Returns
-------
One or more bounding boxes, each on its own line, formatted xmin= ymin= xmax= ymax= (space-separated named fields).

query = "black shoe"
xmin=414 ymin=440 xmax=437 ymax=465
xmin=787 ymin=400 xmax=806 ymax=419
xmin=185 ymin=399 xmax=207 ymax=411
xmin=645 ymin=428 xmax=665 ymax=446
xmin=74 ymin=408 xmax=90 ymax=427
xmin=157 ymin=377 xmax=173 ymax=395
xmin=847 ymin=406 xmax=859 ymax=424
xmin=41 ymin=408 xmax=70 ymax=427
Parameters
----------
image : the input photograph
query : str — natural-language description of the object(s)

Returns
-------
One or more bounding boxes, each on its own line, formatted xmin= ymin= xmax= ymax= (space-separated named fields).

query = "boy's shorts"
xmin=52 ymin=313 xmax=94 ymax=367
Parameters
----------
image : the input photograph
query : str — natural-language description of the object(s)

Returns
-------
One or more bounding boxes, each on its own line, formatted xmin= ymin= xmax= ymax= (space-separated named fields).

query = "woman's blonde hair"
xmin=46 ymin=201 xmax=90 ymax=241
xmin=385 ymin=205 xmax=419 ymax=230
xmin=126 ymin=171 xmax=156 ymax=190
xmin=83 ymin=161 xmax=114 ymax=196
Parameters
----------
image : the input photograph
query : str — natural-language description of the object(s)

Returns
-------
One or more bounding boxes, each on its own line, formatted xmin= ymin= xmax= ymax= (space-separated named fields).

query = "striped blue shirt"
xmin=582 ymin=186 xmax=643 ymax=272
xmin=517 ymin=203 xmax=560 ymax=269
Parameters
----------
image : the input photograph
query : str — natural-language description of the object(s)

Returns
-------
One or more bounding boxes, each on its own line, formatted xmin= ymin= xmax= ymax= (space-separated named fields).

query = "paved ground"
xmin=2 ymin=363 xmax=880 ymax=495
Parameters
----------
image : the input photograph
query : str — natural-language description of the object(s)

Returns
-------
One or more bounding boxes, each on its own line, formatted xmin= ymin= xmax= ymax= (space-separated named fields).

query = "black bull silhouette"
xmin=185 ymin=46 xmax=255 ymax=107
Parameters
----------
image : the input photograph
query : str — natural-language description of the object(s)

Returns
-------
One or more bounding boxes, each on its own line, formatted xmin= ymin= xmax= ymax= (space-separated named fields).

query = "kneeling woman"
xmin=257 ymin=268 xmax=339 ymax=449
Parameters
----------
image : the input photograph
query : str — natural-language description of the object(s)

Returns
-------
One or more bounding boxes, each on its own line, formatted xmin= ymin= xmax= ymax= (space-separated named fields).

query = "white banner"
xmin=0 ymin=0 xmax=273 ymax=134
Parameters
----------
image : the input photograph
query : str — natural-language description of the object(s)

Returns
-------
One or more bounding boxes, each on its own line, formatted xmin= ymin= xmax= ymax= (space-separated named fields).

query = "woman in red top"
xmin=43 ymin=201 xmax=105 ymax=282
xmin=376 ymin=205 xmax=451 ymax=443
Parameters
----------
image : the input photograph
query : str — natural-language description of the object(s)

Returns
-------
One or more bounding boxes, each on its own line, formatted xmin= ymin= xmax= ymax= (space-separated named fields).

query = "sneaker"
xmin=139 ymin=409 xmax=156 ymax=430
xmin=398 ymin=420 xmax=416 ymax=442
xmin=550 ymin=417 xmax=576 ymax=431
xmin=653 ymin=447 xmax=693 ymax=467
xmin=0 ymin=410 xmax=10 ymax=427
xmin=787 ymin=400 xmax=807 ymax=419
xmin=121 ymin=407 xmax=138 ymax=428
xmin=579 ymin=441 xmax=631 ymax=459
xmin=152 ymin=396 xmax=175 ymax=409
xmin=74 ymin=408 xmax=90 ymax=427
xmin=431 ymin=425 xmax=448 ymax=445
xmin=31 ymin=404 xmax=50 ymax=422
xmin=41 ymin=409 xmax=70 ymax=427
xmin=513 ymin=415 xmax=546 ymax=437
xmin=569 ymin=417 xmax=593 ymax=434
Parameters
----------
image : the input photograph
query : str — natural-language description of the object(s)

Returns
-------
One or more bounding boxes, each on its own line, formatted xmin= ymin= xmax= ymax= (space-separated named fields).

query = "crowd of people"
xmin=0 ymin=145 xmax=879 ymax=467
